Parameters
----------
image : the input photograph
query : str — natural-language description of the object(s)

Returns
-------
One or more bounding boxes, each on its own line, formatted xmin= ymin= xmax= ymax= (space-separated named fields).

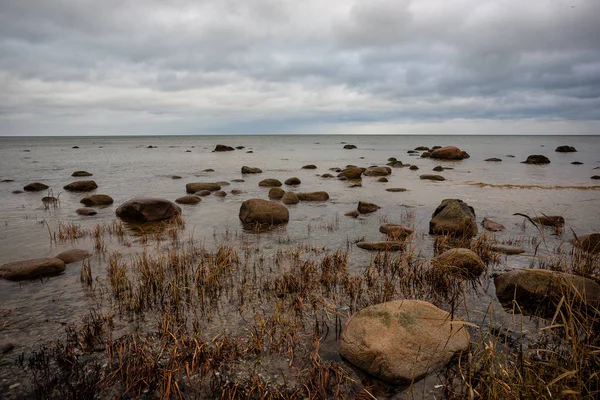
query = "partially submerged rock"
xmin=239 ymin=199 xmax=289 ymax=226
xmin=490 ymin=244 xmax=525 ymax=255
xmin=297 ymin=191 xmax=329 ymax=201
xmin=432 ymin=248 xmax=486 ymax=278
xmin=72 ymin=171 xmax=93 ymax=177
xmin=24 ymin=182 xmax=49 ymax=192
xmin=281 ymin=192 xmax=299 ymax=205
xmin=420 ymin=174 xmax=445 ymax=181
xmin=532 ymin=215 xmax=564 ymax=227
xmin=356 ymin=241 xmax=404 ymax=251
xmin=363 ymin=166 xmax=391 ymax=177
xmin=195 ymin=190 xmax=211 ymax=197
xmin=343 ymin=144 xmax=357 ymax=149
xmin=284 ymin=177 xmax=301 ymax=185
xmin=0 ymin=258 xmax=66 ymax=281
xmin=484 ymin=158 xmax=502 ymax=162
xmin=429 ymin=146 xmax=470 ymax=160
xmin=482 ymin=217 xmax=505 ymax=232
xmin=570 ymin=233 xmax=600 ymax=254
xmin=55 ymin=249 xmax=91 ymax=264
xmin=268 ymin=187 xmax=285 ymax=200
xmin=386 ymin=188 xmax=407 ymax=192
xmin=175 ymin=195 xmax=201 ymax=205
xmin=340 ymin=300 xmax=469 ymax=384
xmin=302 ymin=164 xmax=317 ymax=169
xmin=429 ymin=199 xmax=477 ymax=238
xmin=344 ymin=210 xmax=360 ymax=218
xmin=337 ymin=167 xmax=364 ymax=180
xmin=357 ymin=201 xmax=380 ymax=214
xmin=258 ymin=179 xmax=282 ymax=187
xmin=241 ymin=166 xmax=262 ymax=174
xmin=494 ymin=269 xmax=600 ymax=319
xmin=76 ymin=207 xmax=97 ymax=216
xmin=213 ymin=144 xmax=234 ymax=152
xmin=116 ymin=197 xmax=181 ymax=222
xmin=186 ymin=182 xmax=221 ymax=193
xmin=555 ymin=145 xmax=577 ymax=152
xmin=379 ymin=224 xmax=413 ymax=239
xmin=522 ymin=155 xmax=550 ymax=165
xmin=63 ymin=180 xmax=98 ymax=192
xmin=214 ymin=190 xmax=227 ymax=197
xmin=80 ymin=194 xmax=114 ymax=206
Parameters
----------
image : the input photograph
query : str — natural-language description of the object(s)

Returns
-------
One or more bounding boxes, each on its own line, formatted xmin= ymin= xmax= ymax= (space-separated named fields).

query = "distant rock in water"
xmin=522 ymin=155 xmax=550 ymax=165
xmin=532 ymin=215 xmax=564 ymax=227
xmin=378 ymin=177 xmax=388 ymax=182
xmin=364 ymin=166 xmax=391 ymax=176
xmin=175 ymin=195 xmax=201 ymax=205
xmin=571 ymin=161 xmax=583 ymax=165
xmin=409 ymin=165 xmax=419 ymax=170
xmin=420 ymin=174 xmax=445 ymax=181
xmin=485 ymin=158 xmax=502 ymax=162
xmin=76 ymin=207 xmax=97 ymax=216
xmin=386 ymin=188 xmax=407 ymax=192
xmin=72 ymin=171 xmax=93 ymax=177
xmin=80 ymin=194 xmax=113 ymax=206
xmin=505 ymin=155 xmax=515 ymax=158
xmin=213 ymin=144 xmax=234 ymax=152
xmin=236 ymin=146 xmax=245 ymax=149
xmin=239 ymin=199 xmax=289 ymax=225
xmin=241 ymin=166 xmax=262 ymax=174
xmin=186 ymin=182 xmax=221 ymax=193
xmin=555 ymin=145 xmax=577 ymax=152
xmin=344 ymin=210 xmax=360 ymax=218
xmin=268 ymin=188 xmax=285 ymax=200
xmin=281 ymin=192 xmax=299 ymax=205
xmin=24 ymin=182 xmax=49 ymax=192
xmin=72 ymin=146 xmax=79 ymax=149
xmin=337 ymin=167 xmax=364 ymax=180
xmin=63 ymin=180 xmax=98 ymax=192
xmin=214 ymin=190 xmax=227 ymax=197
xmin=414 ymin=146 xmax=429 ymax=151
xmin=490 ymin=244 xmax=525 ymax=255
xmin=0 ymin=258 xmax=66 ymax=281
xmin=356 ymin=241 xmax=404 ymax=251
xmin=285 ymin=177 xmax=301 ymax=185
xmin=357 ymin=201 xmax=380 ymax=214
xmin=194 ymin=190 xmax=211 ymax=196
xmin=343 ymin=144 xmax=357 ymax=149
xmin=429 ymin=146 xmax=469 ymax=160
xmin=116 ymin=197 xmax=181 ymax=222
xmin=432 ymin=165 xmax=443 ymax=172
xmin=297 ymin=191 xmax=329 ymax=201
xmin=379 ymin=224 xmax=413 ymax=239
xmin=592 ymin=175 xmax=600 ymax=180
xmin=172 ymin=175 xmax=182 ymax=179
xmin=301 ymin=164 xmax=317 ymax=169
xmin=259 ymin=179 xmax=282 ymax=187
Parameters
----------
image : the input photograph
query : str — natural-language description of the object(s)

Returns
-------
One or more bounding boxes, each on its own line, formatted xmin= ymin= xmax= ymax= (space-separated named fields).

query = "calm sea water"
xmin=0 ymin=134 xmax=599 ymax=395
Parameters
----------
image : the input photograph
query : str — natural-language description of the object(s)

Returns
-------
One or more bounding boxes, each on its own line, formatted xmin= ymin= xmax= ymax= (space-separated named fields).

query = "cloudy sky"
xmin=1 ymin=0 xmax=599 ymax=136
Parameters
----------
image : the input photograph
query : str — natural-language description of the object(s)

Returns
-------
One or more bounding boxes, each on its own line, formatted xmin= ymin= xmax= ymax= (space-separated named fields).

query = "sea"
xmin=0 ymin=134 xmax=599 ymax=397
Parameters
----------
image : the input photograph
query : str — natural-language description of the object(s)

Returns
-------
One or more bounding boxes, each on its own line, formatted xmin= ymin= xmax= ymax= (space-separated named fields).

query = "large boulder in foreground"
xmin=80 ymin=194 xmax=114 ymax=206
xmin=116 ymin=197 xmax=181 ymax=222
xmin=63 ymin=180 xmax=98 ymax=192
xmin=24 ymin=182 xmax=49 ymax=192
xmin=522 ymin=155 xmax=550 ymax=164
xmin=494 ymin=269 xmax=600 ymax=319
xmin=570 ymin=233 xmax=600 ymax=254
xmin=186 ymin=182 xmax=221 ymax=193
xmin=341 ymin=300 xmax=469 ymax=384
xmin=239 ymin=199 xmax=289 ymax=226
xmin=429 ymin=146 xmax=469 ymax=160
xmin=0 ymin=258 xmax=65 ymax=281
xmin=432 ymin=248 xmax=485 ymax=278
xmin=429 ymin=199 xmax=477 ymax=238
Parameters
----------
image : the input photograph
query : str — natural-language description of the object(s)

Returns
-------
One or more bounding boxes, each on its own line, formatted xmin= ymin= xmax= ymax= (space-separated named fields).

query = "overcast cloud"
xmin=1 ymin=0 xmax=599 ymax=135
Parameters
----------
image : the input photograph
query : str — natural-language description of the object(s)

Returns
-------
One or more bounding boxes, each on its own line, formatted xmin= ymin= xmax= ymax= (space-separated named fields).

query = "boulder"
xmin=55 ymin=249 xmax=91 ymax=264
xmin=195 ymin=190 xmax=211 ymax=197
xmin=80 ymin=194 xmax=114 ymax=206
xmin=340 ymin=300 xmax=469 ymax=384
xmin=24 ymin=182 xmax=49 ymax=192
xmin=343 ymin=144 xmax=357 ymax=149
xmin=76 ymin=208 xmax=97 ymax=216
xmin=494 ymin=269 xmax=600 ymax=319
xmin=357 ymin=201 xmax=380 ymax=214
xmin=337 ymin=167 xmax=364 ymax=180
xmin=555 ymin=146 xmax=577 ymax=153
xmin=429 ymin=146 xmax=469 ymax=160
xmin=364 ymin=166 xmax=392 ymax=177
xmin=239 ymin=199 xmax=289 ymax=225
xmin=241 ymin=166 xmax=262 ymax=174
xmin=379 ymin=224 xmax=413 ymax=239
xmin=302 ymin=164 xmax=317 ymax=169
xmin=175 ymin=195 xmax=201 ymax=205
xmin=63 ymin=180 xmax=98 ymax=192
xmin=420 ymin=174 xmax=445 ymax=181
xmin=485 ymin=158 xmax=502 ymax=162
xmin=490 ymin=244 xmax=525 ymax=255
xmin=72 ymin=171 xmax=93 ymax=177
xmin=268 ymin=187 xmax=285 ymax=200
xmin=281 ymin=192 xmax=299 ymax=205
xmin=284 ymin=177 xmax=301 ymax=185
xmin=432 ymin=248 xmax=486 ymax=278
xmin=522 ymin=155 xmax=550 ymax=165
xmin=213 ymin=144 xmax=234 ymax=152
xmin=0 ymin=258 xmax=66 ymax=281
xmin=532 ymin=215 xmax=564 ymax=227
xmin=259 ymin=179 xmax=282 ymax=187
xmin=570 ymin=233 xmax=600 ymax=254
xmin=386 ymin=188 xmax=407 ymax=192
xmin=116 ymin=197 xmax=181 ymax=222
xmin=356 ymin=241 xmax=404 ymax=251
xmin=186 ymin=182 xmax=221 ymax=193
xmin=429 ymin=199 xmax=477 ymax=238
xmin=482 ymin=217 xmax=505 ymax=232
xmin=297 ymin=191 xmax=329 ymax=201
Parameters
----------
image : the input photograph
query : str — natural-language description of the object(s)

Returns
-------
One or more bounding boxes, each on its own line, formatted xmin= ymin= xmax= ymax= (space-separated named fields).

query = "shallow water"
xmin=0 ymin=134 xmax=599 ymax=397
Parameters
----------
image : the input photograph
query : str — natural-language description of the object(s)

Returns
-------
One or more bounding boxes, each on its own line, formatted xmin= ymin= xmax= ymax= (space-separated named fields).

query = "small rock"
xmin=357 ymin=201 xmax=380 ymax=214
xmin=522 ymin=155 xmax=550 ymax=165
xmin=420 ymin=174 xmax=445 ymax=181
xmin=429 ymin=146 xmax=469 ymax=160
xmin=571 ymin=161 xmax=583 ymax=165
xmin=321 ymin=173 xmax=334 ymax=178
xmin=297 ymin=191 xmax=329 ymax=201
xmin=284 ymin=177 xmax=301 ymax=185
xmin=214 ymin=190 xmax=227 ymax=197
xmin=231 ymin=179 xmax=245 ymax=183
xmin=241 ymin=166 xmax=262 ymax=174
xmin=386 ymin=188 xmax=407 ymax=192
xmin=239 ymin=199 xmax=289 ymax=225
xmin=337 ymin=167 xmax=364 ymax=180
xmin=344 ymin=210 xmax=360 ymax=218
xmin=302 ymin=164 xmax=317 ymax=169
xmin=24 ymin=182 xmax=49 ymax=192
xmin=171 ymin=175 xmax=182 ymax=179
xmin=432 ymin=166 xmax=444 ymax=172
xmin=387 ymin=161 xmax=404 ymax=168
xmin=409 ymin=165 xmax=419 ymax=170
xmin=281 ymin=192 xmax=299 ymax=205
xmin=236 ymin=146 xmax=245 ymax=149
xmin=490 ymin=244 xmax=525 ymax=255
xmin=356 ymin=241 xmax=404 ymax=251
xmin=55 ymin=249 xmax=91 ymax=264
xmin=432 ymin=248 xmax=486 ymax=278
xmin=485 ymin=158 xmax=502 ymax=162
xmin=195 ymin=190 xmax=211 ymax=196
xmin=364 ymin=166 xmax=392 ymax=176
xmin=379 ymin=224 xmax=413 ymax=239
xmin=555 ymin=145 xmax=577 ymax=152
xmin=377 ymin=177 xmax=388 ymax=182
xmin=343 ymin=144 xmax=357 ymax=149
xmin=80 ymin=194 xmax=114 ymax=206
xmin=63 ymin=180 xmax=98 ymax=192
xmin=592 ymin=175 xmax=600 ymax=180
xmin=76 ymin=208 xmax=97 ymax=216
xmin=176 ymin=195 xmax=202 ymax=205
xmin=116 ymin=198 xmax=181 ymax=222
xmin=213 ymin=144 xmax=235 ymax=152
xmin=259 ymin=179 xmax=282 ymax=187
xmin=482 ymin=217 xmax=505 ymax=232
xmin=430 ymin=199 xmax=477 ymax=238
xmin=186 ymin=182 xmax=221 ymax=193
xmin=0 ymin=258 xmax=66 ymax=281
xmin=72 ymin=171 xmax=93 ymax=177
xmin=414 ymin=146 xmax=429 ymax=151
xmin=203 ymin=168 xmax=215 ymax=172
xmin=231 ymin=189 xmax=244 ymax=195
xmin=269 ymin=188 xmax=285 ymax=200
xmin=12 ymin=190 xmax=24 ymax=194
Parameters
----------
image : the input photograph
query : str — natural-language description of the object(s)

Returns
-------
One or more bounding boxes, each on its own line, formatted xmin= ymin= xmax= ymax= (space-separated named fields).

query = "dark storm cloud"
xmin=0 ymin=0 xmax=599 ymax=135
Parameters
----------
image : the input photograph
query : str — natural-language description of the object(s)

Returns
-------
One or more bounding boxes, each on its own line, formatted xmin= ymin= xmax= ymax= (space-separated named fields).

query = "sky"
xmin=1 ymin=0 xmax=599 ymax=136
